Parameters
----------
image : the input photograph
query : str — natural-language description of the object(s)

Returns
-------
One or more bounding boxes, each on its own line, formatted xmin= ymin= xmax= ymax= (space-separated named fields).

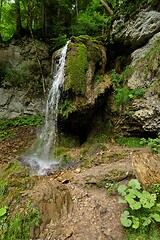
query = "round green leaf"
xmin=120 ymin=211 xmax=132 ymax=227
xmin=0 ymin=207 xmax=7 ymax=217
xmin=132 ymin=217 xmax=140 ymax=229
xmin=128 ymin=179 xmax=141 ymax=190
xmin=151 ymin=213 xmax=160 ymax=222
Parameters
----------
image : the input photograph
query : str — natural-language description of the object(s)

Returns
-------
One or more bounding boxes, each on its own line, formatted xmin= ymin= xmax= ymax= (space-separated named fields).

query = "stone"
xmin=58 ymin=36 xmax=112 ymax=137
xmin=131 ymin=151 xmax=160 ymax=187
xmin=126 ymin=32 xmax=160 ymax=134
xmin=0 ymin=87 xmax=45 ymax=119
xmin=131 ymin=32 xmax=160 ymax=63
xmin=24 ymin=177 xmax=72 ymax=238
xmin=112 ymin=10 xmax=160 ymax=49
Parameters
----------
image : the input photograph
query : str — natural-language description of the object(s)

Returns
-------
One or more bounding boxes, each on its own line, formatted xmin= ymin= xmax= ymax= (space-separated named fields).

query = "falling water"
xmin=23 ymin=41 xmax=69 ymax=175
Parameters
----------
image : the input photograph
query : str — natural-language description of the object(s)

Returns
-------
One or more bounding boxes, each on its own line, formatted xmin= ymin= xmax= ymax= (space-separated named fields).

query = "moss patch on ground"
xmin=0 ymin=160 xmax=41 ymax=240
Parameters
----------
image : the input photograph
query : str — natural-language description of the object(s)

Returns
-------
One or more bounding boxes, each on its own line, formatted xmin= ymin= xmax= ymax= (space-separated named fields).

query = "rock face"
xmin=111 ymin=32 xmax=160 ymax=136
xmin=0 ymin=37 xmax=50 ymax=90
xmin=0 ymin=87 xmax=44 ymax=118
xmin=0 ymin=37 xmax=51 ymax=118
xmin=128 ymin=32 xmax=160 ymax=134
xmin=57 ymin=36 xmax=112 ymax=139
xmin=112 ymin=10 xmax=160 ymax=49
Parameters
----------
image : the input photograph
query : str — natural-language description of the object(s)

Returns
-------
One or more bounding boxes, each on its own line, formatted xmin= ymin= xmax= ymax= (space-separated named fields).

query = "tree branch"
xmin=100 ymin=0 xmax=113 ymax=15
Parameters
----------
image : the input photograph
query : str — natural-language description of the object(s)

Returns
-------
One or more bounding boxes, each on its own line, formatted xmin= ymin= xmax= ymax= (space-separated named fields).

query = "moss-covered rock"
xmin=56 ymin=36 xmax=111 ymax=140
xmin=0 ymin=160 xmax=71 ymax=239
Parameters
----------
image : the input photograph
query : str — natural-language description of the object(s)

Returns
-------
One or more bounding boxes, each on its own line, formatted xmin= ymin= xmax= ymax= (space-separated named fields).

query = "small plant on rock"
xmin=118 ymin=179 xmax=160 ymax=229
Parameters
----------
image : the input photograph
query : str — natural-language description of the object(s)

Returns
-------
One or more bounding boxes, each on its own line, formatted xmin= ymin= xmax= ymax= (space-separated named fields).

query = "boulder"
xmin=26 ymin=178 xmax=72 ymax=238
xmin=113 ymin=32 xmax=160 ymax=136
xmin=112 ymin=10 xmax=160 ymax=49
xmin=57 ymin=36 xmax=112 ymax=139
xmin=132 ymin=151 xmax=160 ymax=187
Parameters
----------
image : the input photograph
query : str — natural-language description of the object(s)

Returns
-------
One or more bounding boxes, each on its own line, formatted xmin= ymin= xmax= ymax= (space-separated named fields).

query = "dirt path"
xmin=36 ymin=147 xmax=148 ymax=240
xmin=0 ymin=127 xmax=153 ymax=240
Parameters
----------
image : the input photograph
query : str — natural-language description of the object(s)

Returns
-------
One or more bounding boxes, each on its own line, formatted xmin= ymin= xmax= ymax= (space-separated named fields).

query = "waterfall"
xmin=23 ymin=41 xmax=69 ymax=175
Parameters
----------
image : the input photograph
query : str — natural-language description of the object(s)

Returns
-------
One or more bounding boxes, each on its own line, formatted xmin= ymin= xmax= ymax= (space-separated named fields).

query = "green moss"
xmin=65 ymin=43 xmax=88 ymax=95
xmin=1 ymin=203 xmax=41 ymax=240
xmin=0 ymin=161 xmax=40 ymax=239
xmin=116 ymin=135 xmax=142 ymax=147
xmin=0 ymin=161 xmax=34 ymax=207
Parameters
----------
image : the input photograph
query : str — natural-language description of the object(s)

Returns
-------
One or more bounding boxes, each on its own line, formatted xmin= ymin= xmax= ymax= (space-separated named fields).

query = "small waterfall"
xmin=24 ymin=41 xmax=69 ymax=175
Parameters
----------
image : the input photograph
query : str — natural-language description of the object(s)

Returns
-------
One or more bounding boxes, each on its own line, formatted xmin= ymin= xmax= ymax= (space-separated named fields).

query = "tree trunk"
xmin=75 ymin=0 xmax=78 ymax=16
xmin=0 ymin=0 xmax=3 ymax=41
xmin=100 ymin=0 xmax=113 ymax=15
xmin=15 ymin=0 xmax=23 ymax=36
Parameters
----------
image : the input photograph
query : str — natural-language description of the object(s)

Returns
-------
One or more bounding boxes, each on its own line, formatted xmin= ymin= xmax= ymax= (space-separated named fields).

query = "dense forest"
xmin=0 ymin=0 xmax=159 ymax=44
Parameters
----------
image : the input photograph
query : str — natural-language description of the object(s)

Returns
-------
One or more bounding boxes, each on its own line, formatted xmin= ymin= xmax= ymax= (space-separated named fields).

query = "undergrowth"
xmin=0 ymin=161 xmax=41 ymax=239
xmin=118 ymin=179 xmax=160 ymax=240
xmin=0 ymin=115 xmax=44 ymax=142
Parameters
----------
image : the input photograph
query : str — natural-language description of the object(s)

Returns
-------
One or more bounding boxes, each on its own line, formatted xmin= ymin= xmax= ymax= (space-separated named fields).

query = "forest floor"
xmin=0 ymin=125 xmax=154 ymax=240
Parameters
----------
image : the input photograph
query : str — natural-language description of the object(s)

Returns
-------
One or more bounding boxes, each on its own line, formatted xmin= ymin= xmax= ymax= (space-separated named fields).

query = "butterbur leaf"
xmin=118 ymin=185 xmax=127 ymax=196
xmin=132 ymin=217 xmax=140 ymax=229
xmin=155 ymin=203 xmax=160 ymax=211
xmin=151 ymin=213 xmax=160 ymax=222
xmin=120 ymin=211 xmax=132 ymax=227
xmin=119 ymin=198 xmax=127 ymax=204
xmin=140 ymin=191 xmax=156 ymax=209
xmin=128 ymin=179 xmax=141 ymax=190
xmin=125 ymin=195 xmax=141 ymax=210
xmin=142 ymin=217 xmax=152 ymax=226
xmin=0 ymin=206 xmax=7 ymax=217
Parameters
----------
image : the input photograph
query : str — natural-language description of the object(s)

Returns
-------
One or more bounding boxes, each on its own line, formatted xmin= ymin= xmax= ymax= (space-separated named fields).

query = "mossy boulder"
xmin=56 ymin=36 xmax=111 ymax=139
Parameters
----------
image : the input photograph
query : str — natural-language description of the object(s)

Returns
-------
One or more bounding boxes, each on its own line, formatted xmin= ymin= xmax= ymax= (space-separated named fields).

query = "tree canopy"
xmin=0 ymin=0 xmax=158 ymax=42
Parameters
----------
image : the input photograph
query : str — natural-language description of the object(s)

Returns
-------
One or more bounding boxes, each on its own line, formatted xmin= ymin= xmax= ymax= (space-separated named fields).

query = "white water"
xmin=23 ymin=41 xmax=69 ymax=175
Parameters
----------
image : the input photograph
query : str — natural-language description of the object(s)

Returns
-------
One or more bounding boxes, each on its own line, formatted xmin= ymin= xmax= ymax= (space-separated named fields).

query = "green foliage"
xmin=110 ymin=69 xmax=145 ymax=108
xmin=105 ymin=181 xmax=118 ymax=195
xmin=59 ymin=96 xmax=76 ymax=119
xmin=0 ymin=161 xmax=39 ymax=239
xmin=1 ymin=207 xmax=41 ymax=240
xmin=117 ymin=135 xmax=142 ymax=148
xmin=114 ymin=87 xmax=145 ymax=107
xmin=51 ymin=35 xmax=68 ymax=50
xmin=140 ymin=137 xmax=160 ymax=157
xmin=72 ymin=0 xmax=108 ymax=36
xmin=65 ymin=43 xmax=88 ymax=94
xmin=0 ymin=115 xmax=44 ymax=142
xmin=118 ymin=179 xmax=160 ymax=230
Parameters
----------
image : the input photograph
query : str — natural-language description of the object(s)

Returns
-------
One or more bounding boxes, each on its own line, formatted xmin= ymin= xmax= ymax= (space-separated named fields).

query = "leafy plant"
xmin=105 ymin=181 xmax=118 ymax=195
xmin=1 ymin=206 xmax=41 ymax=240
xmin=0 ymin=206 xmax=8 ymax=224
xmin=118 ymin=179 xmax=160 ymax=229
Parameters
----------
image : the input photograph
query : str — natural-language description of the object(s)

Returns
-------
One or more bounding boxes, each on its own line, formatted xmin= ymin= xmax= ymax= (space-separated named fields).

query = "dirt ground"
xmin=0 ymin=126 xmax=156 ymax=240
